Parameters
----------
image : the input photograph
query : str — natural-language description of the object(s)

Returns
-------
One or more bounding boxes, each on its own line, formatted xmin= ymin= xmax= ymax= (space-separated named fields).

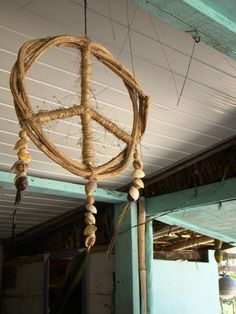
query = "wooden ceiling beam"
xmin=163 ymin=235 xmax=213 ymax=251
xmin=154 ymin=250 xmax=208 ymax=262
xmin=143 ymin=129 xmax=236 ymax=189
xmin=153 ymin=226 xmax=183 ymax=239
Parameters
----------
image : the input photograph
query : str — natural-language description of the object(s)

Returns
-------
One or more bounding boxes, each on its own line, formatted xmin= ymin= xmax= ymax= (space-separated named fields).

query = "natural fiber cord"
xmin=10 ymin=35 xmax=150 ymax=180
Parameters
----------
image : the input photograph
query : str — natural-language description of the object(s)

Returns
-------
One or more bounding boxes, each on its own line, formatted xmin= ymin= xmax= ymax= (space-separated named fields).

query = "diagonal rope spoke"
xmin=90 ymin=109 xmax=131 ymax=144
xmin=30 ymin=105 xmax=85 ymax=124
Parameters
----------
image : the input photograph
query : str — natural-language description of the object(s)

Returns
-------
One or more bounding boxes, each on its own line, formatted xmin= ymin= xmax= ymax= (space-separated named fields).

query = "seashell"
xmin=84 ymin=212 xmax=96 ymax=225
xmin=14 ymin=174 xmax=28 ymax=191
xmin=133 ymin=151 xmax=141 ymax=160
xmin=14 ymin=172 xmax=27 ymax=182
xmin=132 ymin=169 xmax=145 ymax=179
xmin=19 ymin=130 xmax=28 ymax=138
xmin=133 ymin=160 xmax=143 ymax=170
xmin=129 ymin=186 xmax=139 ymax=201
xmin=133 ymin=178 xmax=144 ymax=189
xmin=14 ymin=138 xmax=29 ymax=151
xmin=85 ymin=233 xmax=96 ymax=248
xmin=84 ymin=224 xmax=97 ymax=236
xmin=17 ymin=149 xmax=32 ymax=163
xmin=11 ymin=160 xmax=28 ymax=174
xmin=85 ymin=180 xmax=97 ymax=195
xmin=85 ymin=204 xmax=97 ymax=214
xmin=87 ymin=195 xmax=95 ymax=205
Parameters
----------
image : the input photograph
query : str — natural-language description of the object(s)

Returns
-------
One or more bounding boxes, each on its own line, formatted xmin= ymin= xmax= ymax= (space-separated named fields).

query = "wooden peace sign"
xmin=10 ymin=35 xmax=150 ymax=180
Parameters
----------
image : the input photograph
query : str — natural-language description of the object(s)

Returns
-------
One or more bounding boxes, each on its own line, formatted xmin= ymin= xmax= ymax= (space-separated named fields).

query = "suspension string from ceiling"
xmin=149 ymin=13 xmax=179 ymax=99
xmin=145 ymin=0 xmax=236 ymax=55
xmin=126 ymin=0 xmax=136 ymax=79
xmin=84 ymin=0 xmax=87 ymax=37
xmin=176 ymin=37 xmax=197 ymax=107
xmin=107 ymin=0 xmax=116 ymax=41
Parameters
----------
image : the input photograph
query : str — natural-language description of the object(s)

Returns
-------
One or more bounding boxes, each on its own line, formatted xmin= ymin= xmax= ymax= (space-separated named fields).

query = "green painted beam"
xmin=146 ymin=177 xmax=236 ymax=217
xmin=181 ymin=0 xmax=236 ymax=33
xmin=0 ymin=171 xmax=127 ymax=204
xmin=146 ymin=219 xmax=154 ymax=314
xmin=158 ymin=200 xmax=236 ymax=245
xmin=115 ymin=202 xmax=140 ymax=314
xmin=132 ymin=0 xmax=236 ymax=60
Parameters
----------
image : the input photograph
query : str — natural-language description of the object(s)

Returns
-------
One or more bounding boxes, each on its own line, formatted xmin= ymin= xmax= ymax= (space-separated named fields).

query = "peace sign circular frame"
xmin=10 ymin=35 xmax=150 ymax=180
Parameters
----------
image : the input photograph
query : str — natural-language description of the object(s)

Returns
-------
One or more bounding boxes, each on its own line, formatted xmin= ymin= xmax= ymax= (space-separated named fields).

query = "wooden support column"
xmin=0 ymin=244 xmax=2 ymax=298
xmin=138 ymin=198 xmax=147 ymax=314
xmin=145 ymin=218 xmax=154 ymax=314
xmin=115 ymin=202 xmax=140 ymax=314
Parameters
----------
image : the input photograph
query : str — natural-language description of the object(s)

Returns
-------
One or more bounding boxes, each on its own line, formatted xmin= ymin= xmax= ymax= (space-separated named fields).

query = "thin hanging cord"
xmin=84 ymin=0 xmax=87 ymax=36
xmin=118 ymin=5 xmax=138 ymax=56
xmin=149 ymin=14 xmax=179 ymax=99
xmin=107 ymin=0 xmax=116 ymax=40
xmin=176 ymin=38 xmax=196 ymax=107
xmin=126 ymin=0 xmax=136 ymax=78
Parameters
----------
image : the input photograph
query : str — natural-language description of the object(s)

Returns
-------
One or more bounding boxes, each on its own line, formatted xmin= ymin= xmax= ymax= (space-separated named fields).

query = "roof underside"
xmin=0 ymin=0 xmax=236 ymax=240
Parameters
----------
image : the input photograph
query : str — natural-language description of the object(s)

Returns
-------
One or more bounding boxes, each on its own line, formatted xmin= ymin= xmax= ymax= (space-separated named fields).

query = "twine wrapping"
xmin=10 ymin=35 xmax=150 ymax=180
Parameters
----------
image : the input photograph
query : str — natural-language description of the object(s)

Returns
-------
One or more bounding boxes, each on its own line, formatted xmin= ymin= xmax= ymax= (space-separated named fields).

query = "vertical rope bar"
xmin=80 ymin=43 xmax=94 ymax=167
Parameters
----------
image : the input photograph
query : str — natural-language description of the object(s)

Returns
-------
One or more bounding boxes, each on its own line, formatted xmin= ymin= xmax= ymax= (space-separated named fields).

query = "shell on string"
xmin=84 ymin=212 xmax=96 ymax=225
xmin=133 ymin=151 xmax=141 ymax=160
xmin=14 ymin=173 xmax=28 ymax=191
xmin=11 ymin=160 xmax=29 ymax=174
xmin=85 ymin=233 xmax=96 ymax=248
xmin=14 ymin=138 xmax=29 ymax=151
xmin=132 ymin=169 xmax=145 ymax=179
xmin=129 ymin=186 xmax=140 ymax=201
xmin=133 ymin=160 xmax=143 ymax=169
xmin=19 ymin=130 xmax=28 ymax=138
xmin=86 ymin=195 xmax=95 ymax=205
xmin=85 ymin=180 xmax=97 ymax=195
xmin=84 ymin=224 xmax=97 ymax=236
xmin=17 ymin=148 xmax=32 ymax=162
xmin=85 ymin=204 xmax=97 ymax=214
xmin=133 ymin=178 xmax=144 ymax=189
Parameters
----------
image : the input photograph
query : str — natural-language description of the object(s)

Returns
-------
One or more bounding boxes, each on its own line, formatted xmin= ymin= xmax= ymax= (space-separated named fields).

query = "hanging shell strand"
xmin=11 ymin=129 xmax=32 ymax=197
xmin=11 ymin=129 xmax=32 ymax=238
xmin=84 ymin=179 xmax=98 ymax=248
xmin=128 ymin=150 xmax=145 ymax=202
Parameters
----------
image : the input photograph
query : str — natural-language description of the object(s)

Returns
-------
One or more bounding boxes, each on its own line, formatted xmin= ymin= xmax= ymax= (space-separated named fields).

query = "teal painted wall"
xmin=151 ymin=252 xmax=220 ymax=314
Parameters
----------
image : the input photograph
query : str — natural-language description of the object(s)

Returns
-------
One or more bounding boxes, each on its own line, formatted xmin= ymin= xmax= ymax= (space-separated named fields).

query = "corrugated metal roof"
xmin=0 ymin=0 xmax=235 ymax=239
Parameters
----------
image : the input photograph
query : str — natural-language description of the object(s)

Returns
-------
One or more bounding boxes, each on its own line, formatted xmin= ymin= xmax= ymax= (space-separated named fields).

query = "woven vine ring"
xmin=10 ymin=35 xmax=150 ymax=179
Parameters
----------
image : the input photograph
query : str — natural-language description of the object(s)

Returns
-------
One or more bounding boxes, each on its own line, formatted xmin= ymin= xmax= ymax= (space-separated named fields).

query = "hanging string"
xmin=84 ymin=0 xmax=87 ymax=37
xmin=119 ymin=5 xmax=138 ymax=56
xmin=126 ymin=0 xmax=136 ymax=78
xmin=149 ymin=14 xmax=179 ymax=100
xmin=107 ymin=0 xmax=116 ymax=40
xmin=176 ymin=37 xmax=197 ymax=107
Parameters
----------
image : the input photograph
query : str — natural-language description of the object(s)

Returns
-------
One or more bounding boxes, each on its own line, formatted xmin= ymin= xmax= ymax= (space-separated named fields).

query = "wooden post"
xmin=146 ymin=218 xmax=154 ymax=314
xmin=0 ymin=244 xmax=3 ymax=298
xmin=115 ymin=202 xmax=140 ymax=314
xmin=138 ymin=198 xmax=147 ymax=314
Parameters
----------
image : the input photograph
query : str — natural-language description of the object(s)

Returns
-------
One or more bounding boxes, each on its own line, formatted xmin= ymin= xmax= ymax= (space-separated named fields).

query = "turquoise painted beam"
xmin=115 ymin=202 xmax=140 ymax=314
xmin=146 ymin=177 xmax=236 ymax=217
xmin=181 ymin=0 xmax=236 ymax=33
xmin=158 ymin=201 xmax=236 ymax=245
xmin=132 ymin=0 xmax=236 ymax=60
xmin=0 ymin=171 xmax=127 ymax=204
